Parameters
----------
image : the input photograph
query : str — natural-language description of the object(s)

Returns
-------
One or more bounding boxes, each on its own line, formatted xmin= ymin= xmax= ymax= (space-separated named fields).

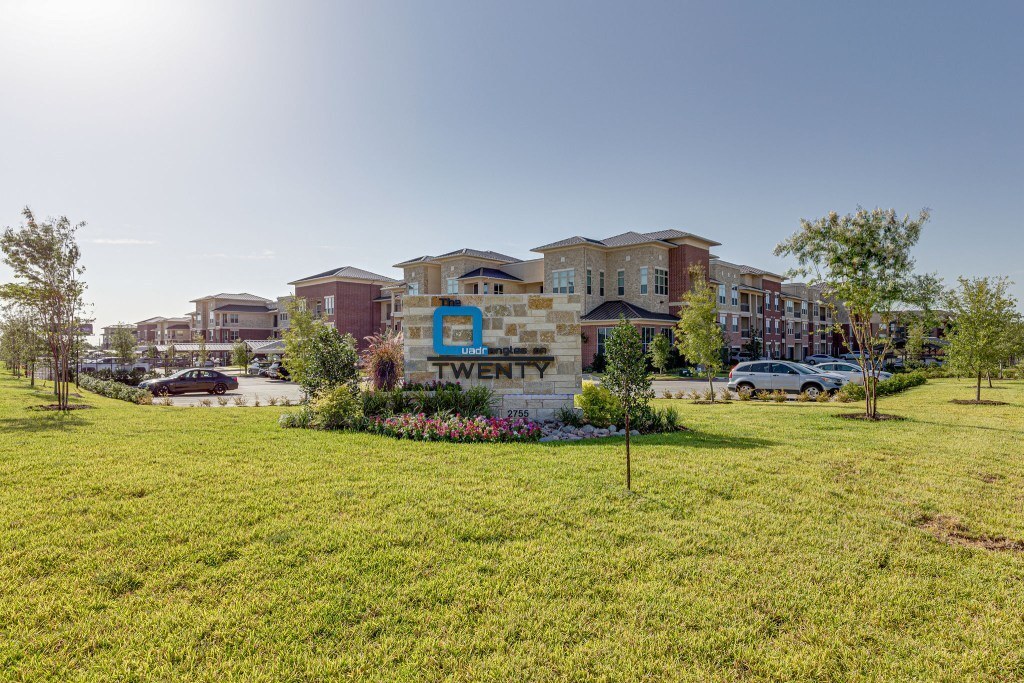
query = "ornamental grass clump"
xmin=362 ymin=330 xmax=404 ymax=390
xmin=370 ymin=414 xmax=541 ymax=443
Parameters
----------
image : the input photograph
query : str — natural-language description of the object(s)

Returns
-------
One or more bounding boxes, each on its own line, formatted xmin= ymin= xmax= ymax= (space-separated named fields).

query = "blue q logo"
xmin=433 ymin=306 xmax=489 ymax=356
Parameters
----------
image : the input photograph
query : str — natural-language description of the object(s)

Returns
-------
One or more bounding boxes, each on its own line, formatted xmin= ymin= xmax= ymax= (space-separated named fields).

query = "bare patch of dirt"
xmin=30 ymin=404 xmax=93 ymax=411
xmin=980 ymin=473 xmax=1006 ymax=484
xmin=950 ymin=399 xmax=1008 ymax=406
xmin=689 ymin=401 xmax=732 ymax=405
xmin=836 ymin=412 xmax=905 ymax=421
xmin=917 ymin=514 xmax=1024 ymax=552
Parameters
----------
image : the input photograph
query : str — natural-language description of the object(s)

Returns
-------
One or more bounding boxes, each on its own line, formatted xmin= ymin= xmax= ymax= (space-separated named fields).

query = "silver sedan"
xmin=813 ymin=361 xmax=892 ymax=385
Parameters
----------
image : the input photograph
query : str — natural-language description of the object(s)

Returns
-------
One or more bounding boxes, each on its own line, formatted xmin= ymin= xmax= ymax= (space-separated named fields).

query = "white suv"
xmin=728 ymin=361 xmax=845 ymax=399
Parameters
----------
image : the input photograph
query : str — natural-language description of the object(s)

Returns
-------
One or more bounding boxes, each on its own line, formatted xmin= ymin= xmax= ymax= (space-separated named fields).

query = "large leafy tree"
xmin=775 ymin=207 xmax=938 ymax=418
xmin=943 ymin=276 xmax=1020 ymax=401
xmin=603 ymin=317 xmax=654 ymax=491
xmin=674 ymin=265 xmax=724 ymax=401
xmin=0 ymin=208 xmax=87 ymax=410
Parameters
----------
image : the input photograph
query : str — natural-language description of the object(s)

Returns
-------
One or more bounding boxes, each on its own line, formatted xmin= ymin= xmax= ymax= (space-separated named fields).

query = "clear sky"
xmin=1 ymin=0 xmax=1021 ymax=335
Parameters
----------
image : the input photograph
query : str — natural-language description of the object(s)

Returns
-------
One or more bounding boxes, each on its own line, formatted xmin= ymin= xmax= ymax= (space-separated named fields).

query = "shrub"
xmin=158 ymin=396 xmax=173 ymax=406
xmin=797 ymin=391 xmax=812 ymax=402
xmin=700 ymin=388 xmax=715 ymax=402
xmin=662 ymin=389 xmax=674 ymax=399
xmin=462 ymin=385 xmax=496 ymax=417
xmin=310 ymin=386 xmax=364 ymax=430
xmin=369 ymin=414 xmax=541 ymax=443
xmin=79 ymin=374 xmax=153 ymax=405
xmin=555 ymin=404 xmax=585 ymax=427
xmin=574 ymin=382 xmax=622 ymax=428
xmin=199 ymin=398 xmax=212 ymax=407
xmin=771 ymin=390 xmax=787 ymax=403
xmin=590 ymin=352 xmax=606 ymax=373
xmin=361 ymin=388 xmax=413 ymax=418
xmin=717 ymin=389 xmax=732 ymax=403
xmin=674 ymin=390 xmax=686 ymax=399
xmin=838 ymin=383 xmax=866 ymax=402
xmin=877 ymin=371 xmax=927 ymax=396
xmin=216 ymin=396 xmax=229 ymax=407
xmin=267 ymin=396 xmax=278 ymax=406
xmin=756 ymin=390 xmax=772 ymax=402
xmin=233 ymin=396 xmax=248 ymax=407
xmin=737 ymin=387 xmax=753 ymax=401
xmin=815 ymin=389 xmax=831 ymax=403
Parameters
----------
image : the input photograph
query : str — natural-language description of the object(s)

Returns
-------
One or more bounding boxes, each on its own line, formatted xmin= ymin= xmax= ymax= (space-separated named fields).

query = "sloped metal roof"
xmin=581 ymin=301 xmax=679 ymax=323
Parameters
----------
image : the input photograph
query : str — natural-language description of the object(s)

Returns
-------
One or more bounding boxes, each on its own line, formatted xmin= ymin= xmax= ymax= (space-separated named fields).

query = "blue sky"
xmin=1 ymin=0 xmax=1021 ymax=333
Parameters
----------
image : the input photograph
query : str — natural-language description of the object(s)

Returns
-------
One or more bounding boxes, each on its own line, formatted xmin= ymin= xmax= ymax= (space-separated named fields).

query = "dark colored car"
xmin=139 ymin=369 xmax=238 ymax=396
xmin=267 ymin=361 xmax=290 ymax=380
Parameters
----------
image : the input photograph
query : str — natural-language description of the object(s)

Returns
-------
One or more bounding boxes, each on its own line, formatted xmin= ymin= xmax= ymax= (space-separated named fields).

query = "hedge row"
xmin=79 ymin=374 xmax=153 ymax=405
xmin=838 ymin=371 xmax=927 ymax=402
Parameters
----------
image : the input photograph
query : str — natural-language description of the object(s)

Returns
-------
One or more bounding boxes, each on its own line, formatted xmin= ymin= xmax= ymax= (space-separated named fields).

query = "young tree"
xmin=674 ymin=265 xmax=725 ymax=401
xmin=904 ymin=319 xmax=926 ymax=368
xmin=603 ymin=317 xmax=654 ymax=491
xmin=194 ymin=332 xmax=208 ymax=366
xmin=648 ymin=332 xmax=672 ymax=375
xmin=283 ymin=298 xmax=359 ymax=397
xmin=0 ymin=208 xmax=87 ymax=410
xmin=231 ymin=340 xmax=251 ymax=371
xmin=943 ymin=276 xmax=1020 ymax=401
xmin=164 ymin=343 xmax=177 ymax=372
xmin=775 ymin=207 xmax=938 ymax=418
xmin=111 ymin=324 xmax=137 ymax=367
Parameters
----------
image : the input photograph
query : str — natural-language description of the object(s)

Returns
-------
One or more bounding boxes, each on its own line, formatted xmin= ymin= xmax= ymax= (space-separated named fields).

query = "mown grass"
xmin=1 ymin=374 xmax=1022 ymax=681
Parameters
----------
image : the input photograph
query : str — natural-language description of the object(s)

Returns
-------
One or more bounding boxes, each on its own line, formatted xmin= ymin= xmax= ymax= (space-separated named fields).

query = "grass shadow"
xmin=0 ymin=412 xmax=92 ymax=432
xmin=549 ymin=430 xmax=777 ymax=450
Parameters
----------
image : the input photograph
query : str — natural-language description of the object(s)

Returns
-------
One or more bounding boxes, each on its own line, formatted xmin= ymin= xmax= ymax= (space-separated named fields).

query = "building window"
xmin=228 ymin=313 xmax=239 ymax=324
xmin=315 ymin=302 xmax=322 ymax=317
xmin=493 ymin=283 xmax=504 ymax=295
xmin=732 ymin=316 xmax=739 ymax=332
xmin=718 ymin=284 xmax=726 ymax=304
xmin=639 ymin=267 xmax=649 ymax=294
xmin=641 ymin=326 xmax=656 ymax=351
xmin=231 ymin=330 xmax=240 ymax=341
xmin=551 ymin=269 xmax=575 ymax=294
xmin=586 ymin=269 xmax=592 ymax=295
xmin=599 ymin=271 xmax=605 ymax=296
xmin=617 ymin=270 xmax=625 ymax=296
xmin=407 ymin=283 xmax=420 ymax=296
xmin=774 ymin=294 xmax=780 ymax=311
xmin=719 ymin=314 xmax=727 ymax=330
xmin=654 ymin=268 xmax=668 ymax=295
xmin=597 ymin=327 xmax=613 ymax=355
xmin=731 ymin=285 xmax=739 ymax=306
xmin=446 ymin=278 xmax=459 ymax=295
xmin=324 ymin=295 xmax=335 ymax=315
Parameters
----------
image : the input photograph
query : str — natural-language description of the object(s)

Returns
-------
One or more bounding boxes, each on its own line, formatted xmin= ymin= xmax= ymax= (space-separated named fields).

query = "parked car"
xmin=811 ymin=361 xmax=892 ymax=385
xmin=267 ymin=361 xmax=290 ymax=380
xmin=139 ymin=369 xmax=238 ymax=396
xmin=729 ymin=351 xmax=753 ymax=364
xmin=727 ymin=360 xmax=845 ymax=399
xmin=803 ymin=354 xmax=839 ymax=366
xmin=80 ymin=356 xmax=151 ymax=373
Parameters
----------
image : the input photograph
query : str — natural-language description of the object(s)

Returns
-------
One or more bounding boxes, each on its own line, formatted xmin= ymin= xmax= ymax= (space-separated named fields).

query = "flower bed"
xmin=369 ymin=413 xmax=542 ymax=443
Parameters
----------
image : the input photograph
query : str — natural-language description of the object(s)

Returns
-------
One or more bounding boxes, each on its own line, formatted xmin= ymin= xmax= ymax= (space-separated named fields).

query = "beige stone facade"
xmin=402 ymin=293 xmax=582 ymax=420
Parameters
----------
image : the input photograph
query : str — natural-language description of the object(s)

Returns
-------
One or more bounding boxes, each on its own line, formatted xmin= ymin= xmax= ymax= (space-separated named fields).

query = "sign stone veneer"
xmin=403 ymin=294 xmax=583 ymax=420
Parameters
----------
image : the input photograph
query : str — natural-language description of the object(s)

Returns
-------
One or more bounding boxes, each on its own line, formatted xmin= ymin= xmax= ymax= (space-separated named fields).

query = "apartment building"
xmin=135 ymin=316 xmax=193 ymax=345
xmin=288 ymin=266 xmax=396 ymax=349
xmin=100 ymin=324 xmax=137 ymax=350
xmin=708 ymin=258 xmax=787 ymax=359
xmin=191 ymin=293 xmax=278 ymax=343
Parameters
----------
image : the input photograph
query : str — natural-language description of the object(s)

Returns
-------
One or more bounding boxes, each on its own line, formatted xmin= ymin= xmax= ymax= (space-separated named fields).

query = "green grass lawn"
xmin=1 ymin=375 xmax=1022 ymax=681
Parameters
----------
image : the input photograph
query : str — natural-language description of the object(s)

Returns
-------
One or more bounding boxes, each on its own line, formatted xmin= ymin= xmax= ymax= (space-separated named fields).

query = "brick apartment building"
xmin=135 ymin=316 xmax=193 ymax=345
xmin=288 ymin=266 xmax=397 ymax=350
xmin=191 ymin=293 xmax=280 ymax=343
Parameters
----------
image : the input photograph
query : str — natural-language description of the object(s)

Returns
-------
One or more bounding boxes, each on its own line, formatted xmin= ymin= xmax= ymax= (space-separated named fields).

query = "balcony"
xmin=740 ymin=304 xmax=751 ymax=313
xmin=740 ymin=330 xmax=751 ymax=339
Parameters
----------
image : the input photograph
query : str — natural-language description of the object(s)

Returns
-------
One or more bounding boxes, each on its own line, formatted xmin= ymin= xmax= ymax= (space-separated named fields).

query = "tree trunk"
xmin=977 ymin=372 xmax=982 ymax=402
xmin=987 ymin=372 xmax=993 ymax=388
xmin=625 ymin=412 xmax=631 ymax=491
xmin=708 ymin=373 xmax=715 ymax=403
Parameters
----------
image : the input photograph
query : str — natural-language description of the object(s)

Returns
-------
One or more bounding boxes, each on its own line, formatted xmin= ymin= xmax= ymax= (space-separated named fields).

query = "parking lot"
xmin=161 ymin=374 xmax=305 ymax=407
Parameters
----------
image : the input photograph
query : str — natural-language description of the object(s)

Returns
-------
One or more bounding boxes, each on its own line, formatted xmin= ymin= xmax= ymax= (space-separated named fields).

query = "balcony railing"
xmin=740 ymin=304 xmax=751 ymax=312
xmin=741 ymin=330 xmax=751 ymax=339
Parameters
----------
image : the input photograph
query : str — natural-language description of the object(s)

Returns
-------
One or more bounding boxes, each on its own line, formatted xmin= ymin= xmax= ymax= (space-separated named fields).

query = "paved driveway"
xmin=161 ymin=375 xmax=305 ymax=407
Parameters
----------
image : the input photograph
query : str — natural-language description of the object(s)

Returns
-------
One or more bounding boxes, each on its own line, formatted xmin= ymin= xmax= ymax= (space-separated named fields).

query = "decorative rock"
xmin=539 ymin=435 xmax=559 ymax=442
xmin=629 ymin=429 xmax=640 ymax=436
xmin=608 ymin=425 xmax=617 ymax=432
xmin=581 ymin=424 xmax=595 ymax=434
xmin=596 ymin=429 xmax=609 ymax=437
